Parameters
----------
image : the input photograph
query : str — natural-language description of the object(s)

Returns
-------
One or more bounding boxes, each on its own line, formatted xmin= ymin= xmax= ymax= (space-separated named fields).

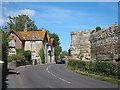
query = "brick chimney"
xmin=42 ymin=28 xmax=45 ymax=31
xmin=24 ymin=22 xmax=28 ymax=32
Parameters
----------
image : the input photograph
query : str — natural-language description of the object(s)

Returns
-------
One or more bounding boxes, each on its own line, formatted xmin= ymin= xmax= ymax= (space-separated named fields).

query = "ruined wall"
xmin=90 ymin=25 xmax=120 ymax=61
xmin=70 ymin=30 xmax=91 ymax=60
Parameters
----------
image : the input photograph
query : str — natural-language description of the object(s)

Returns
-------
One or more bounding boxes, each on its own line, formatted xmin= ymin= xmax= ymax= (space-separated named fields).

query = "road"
xmin=7 ymin=63 xmax=118 ymax=88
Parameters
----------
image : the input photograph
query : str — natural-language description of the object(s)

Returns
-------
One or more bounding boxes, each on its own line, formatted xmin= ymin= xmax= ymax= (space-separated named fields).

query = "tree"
xmin=8 ymin=15 xmax=38 ymax=31
xmin=96 ymin=26 xmax=101 ymax=32
xmin=49 ymin=33 xmax=62 ymax=58
xmin=49 ymin=33 xmax=60 ymax=47
xmin=54 ymin=46 xmax=62 ymax=57
xmin=2 ymin=29 xmax=8 ymax=69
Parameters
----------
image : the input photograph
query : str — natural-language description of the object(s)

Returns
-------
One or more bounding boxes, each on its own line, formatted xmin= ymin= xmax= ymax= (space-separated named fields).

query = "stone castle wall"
xmin=70 ymin=30 xmax=91 ymax=60
xmin=70 ymin=24 xmax=120 ymax=61
xmin=90 ymin=25 xmax=120 ymax=61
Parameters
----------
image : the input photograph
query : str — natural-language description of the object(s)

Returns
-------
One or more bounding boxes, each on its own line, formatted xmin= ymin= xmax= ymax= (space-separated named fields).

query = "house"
xmin=8 ymin=23 xmax=55 ymax=64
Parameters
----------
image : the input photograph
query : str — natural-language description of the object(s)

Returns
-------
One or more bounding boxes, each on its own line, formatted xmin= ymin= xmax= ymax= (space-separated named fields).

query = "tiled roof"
xmin=10 ymin=30 xmax=47 ymax=41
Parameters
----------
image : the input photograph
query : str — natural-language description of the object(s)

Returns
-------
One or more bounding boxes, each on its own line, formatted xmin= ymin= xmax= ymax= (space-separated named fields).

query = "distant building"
xmin=8 ymin=23 xmax=55 ymax=64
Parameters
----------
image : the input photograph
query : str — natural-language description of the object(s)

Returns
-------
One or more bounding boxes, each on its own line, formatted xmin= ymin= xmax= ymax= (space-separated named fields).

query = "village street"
xmin=6 ymin=63 xmax=118 ymax=88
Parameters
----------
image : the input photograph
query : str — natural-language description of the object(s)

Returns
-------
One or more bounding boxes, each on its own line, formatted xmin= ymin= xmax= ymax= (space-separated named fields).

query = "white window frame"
xmin=31 ymin=41 xmax=35 ymax=47
xmin=9 ymin=51 xmax=16 ymax=56
xmin=31 ymin=51 xmax=36 ymax=58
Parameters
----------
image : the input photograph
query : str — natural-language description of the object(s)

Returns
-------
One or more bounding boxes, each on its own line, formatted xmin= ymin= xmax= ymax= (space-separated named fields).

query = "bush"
xmin=67 ymin=59 xmax=86 ymax=70
xmin=23 ymin=50 xmax=31 ymax=61
xmin=7 ymin=56 xmax=13 ymax=62
xmin=39 ymin=49 xmax=45 ymax=64
xmin=96 ymin=26 xmax=101 ymax=32
xmin=12 ymin=54 xmax=25 ymax=61
xmin=16 ymin=49 xmax=24 ymax=54
xmin=67 ymin=59 xmax=120 ymax=79
xmin=16 ymin=49 xmax=31 ymax=61
xmin=77 ymin=53 xmax=84 ymax=60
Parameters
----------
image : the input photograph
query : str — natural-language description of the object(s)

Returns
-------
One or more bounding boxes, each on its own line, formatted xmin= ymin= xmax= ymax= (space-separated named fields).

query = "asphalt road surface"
xmin=7 ymin=63 xmax=118 ymax=88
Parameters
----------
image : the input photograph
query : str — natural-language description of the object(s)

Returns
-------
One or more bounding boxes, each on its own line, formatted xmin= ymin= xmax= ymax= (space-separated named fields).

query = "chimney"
xmin=42 ymin=28 xmax=45 ymax=31
xmin=7 ymin=21 xmax=13 ymax=31
xmin=7 ymin=23 xmax=11 ymax=31
xmin=24 ymin=22 xmax=28 ymax=32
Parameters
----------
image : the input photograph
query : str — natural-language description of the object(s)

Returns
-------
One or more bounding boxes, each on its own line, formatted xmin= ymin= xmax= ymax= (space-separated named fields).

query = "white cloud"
xmin=0 ymin=18 xmax=8 ymax=26
xmin=3 ymin=7 xmax=35 ymax=17
xmin=18 ymin=9 xmax=35 ymax=16
xmin=0 ymin=19 xmax=5 ymax=26
xmin=2 ymin=7 xmax=36 ymax=25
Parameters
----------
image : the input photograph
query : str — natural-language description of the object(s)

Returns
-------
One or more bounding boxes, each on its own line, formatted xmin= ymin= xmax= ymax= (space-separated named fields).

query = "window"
xmin=9 ymin=40 xmax=15 ymax=47
xmin=31 ymin=41 xmax=35 ymax=47
xmin=9 ymin=51 xmax=16 ymax=56
xmin=10 ymin=33 xmax=13 ymax=35
xmin=48 ymin=46 xmax=51 ymax=51
xmin=32 ymin=51 xmax=36 ymax=58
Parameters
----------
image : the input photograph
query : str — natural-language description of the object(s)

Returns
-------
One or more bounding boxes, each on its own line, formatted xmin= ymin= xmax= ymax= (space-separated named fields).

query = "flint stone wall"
xmin=90 ymin=25 xmax=120 ymax=61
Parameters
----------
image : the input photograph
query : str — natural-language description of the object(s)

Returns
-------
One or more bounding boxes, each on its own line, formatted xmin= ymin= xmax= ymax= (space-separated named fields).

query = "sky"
xmin=1 ymin=2 xmax=118 ymax=51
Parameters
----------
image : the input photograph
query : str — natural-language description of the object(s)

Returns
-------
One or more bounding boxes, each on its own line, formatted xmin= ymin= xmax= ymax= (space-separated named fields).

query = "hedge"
xmin=67 ymin=59 xmax=120 ymax=79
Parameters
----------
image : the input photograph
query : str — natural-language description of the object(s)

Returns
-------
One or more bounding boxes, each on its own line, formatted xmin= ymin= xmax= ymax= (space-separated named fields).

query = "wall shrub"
xmin=16 ymin=49 xmax=24 ymax=54
xmin=39 ymin=49 xmax=45 ymax=64
xmin=23 ymin=50 xmax=31 ymax=61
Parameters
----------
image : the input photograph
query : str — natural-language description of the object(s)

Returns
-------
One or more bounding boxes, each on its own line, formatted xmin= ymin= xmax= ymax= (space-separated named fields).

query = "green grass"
xmin=67 ymin=66 xmax=120 ymax=85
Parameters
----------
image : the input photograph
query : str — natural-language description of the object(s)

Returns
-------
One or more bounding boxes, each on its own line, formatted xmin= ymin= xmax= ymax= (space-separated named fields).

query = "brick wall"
xmin=9 ymin=32 xmax=24 ymax=49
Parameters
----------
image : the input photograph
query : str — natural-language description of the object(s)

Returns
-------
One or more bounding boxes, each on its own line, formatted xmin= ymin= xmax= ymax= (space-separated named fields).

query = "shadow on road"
xmin=2 ymin=68 xmax=8 ymax=90
xmin=2 ymin=68 xmax=20 ymax=90
xmin=8 ymin=69 xmax=20 ymax=75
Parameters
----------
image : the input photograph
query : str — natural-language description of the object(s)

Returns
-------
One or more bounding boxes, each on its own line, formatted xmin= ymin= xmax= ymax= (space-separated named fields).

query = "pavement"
xmin=6 ymin=63 xmax=119 ymax=88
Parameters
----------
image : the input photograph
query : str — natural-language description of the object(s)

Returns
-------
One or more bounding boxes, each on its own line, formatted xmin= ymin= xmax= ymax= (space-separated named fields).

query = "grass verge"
xmin=67 ymin=66 xmax=120 ymax=85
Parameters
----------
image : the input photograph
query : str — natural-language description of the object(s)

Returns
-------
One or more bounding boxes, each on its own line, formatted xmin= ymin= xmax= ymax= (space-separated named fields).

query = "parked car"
xmin=61 ymin=58 xmax=65 ymax=64
xmin=56 ymin=58 xmax=65 ymax=64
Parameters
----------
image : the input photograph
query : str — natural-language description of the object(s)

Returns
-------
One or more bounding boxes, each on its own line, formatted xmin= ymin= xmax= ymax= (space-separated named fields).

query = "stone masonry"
xmin=70 ymin=30 xmax=92 ymax=60
xmin=70 ymin=24 xmax=120 ymax=61
xmin=90 ymin=24 xmax=120 ymax=61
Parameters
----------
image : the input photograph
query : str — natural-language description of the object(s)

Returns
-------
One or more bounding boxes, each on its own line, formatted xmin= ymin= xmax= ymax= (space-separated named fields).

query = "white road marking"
xmin=46 ymin=65 xmax=71 ymax=84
